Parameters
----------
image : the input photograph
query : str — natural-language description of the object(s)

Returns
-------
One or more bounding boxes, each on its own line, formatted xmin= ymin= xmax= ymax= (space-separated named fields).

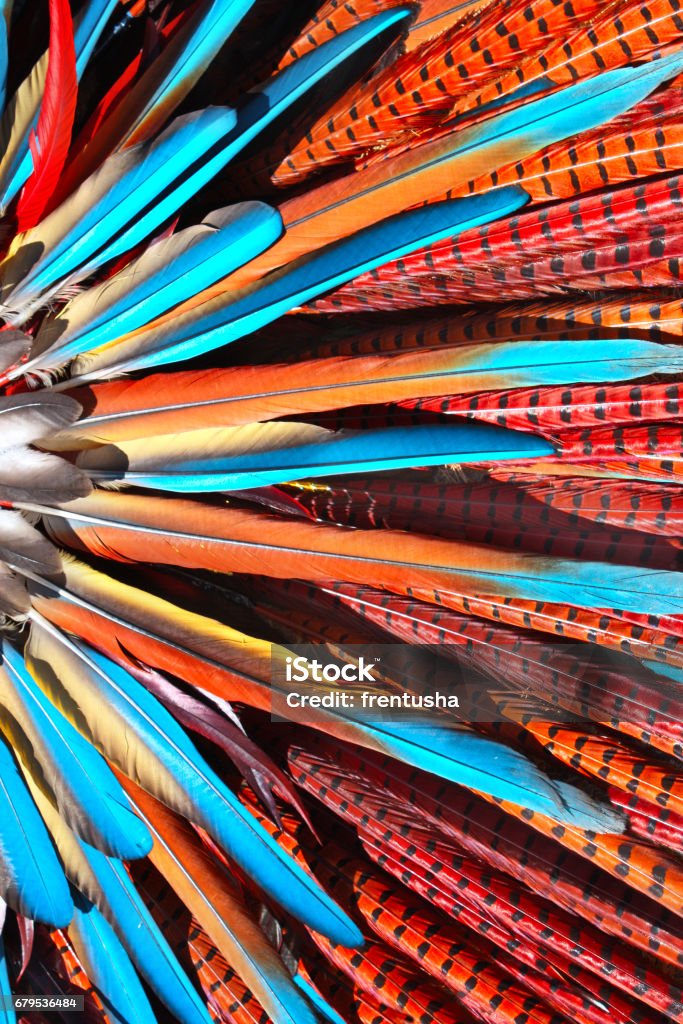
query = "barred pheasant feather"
xmin=0 ymin=2 xmax=680 ymax=1023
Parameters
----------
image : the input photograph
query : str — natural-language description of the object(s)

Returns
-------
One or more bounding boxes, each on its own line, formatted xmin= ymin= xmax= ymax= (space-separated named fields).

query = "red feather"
xmin=15 ymin=0 xmax=77 ymax=231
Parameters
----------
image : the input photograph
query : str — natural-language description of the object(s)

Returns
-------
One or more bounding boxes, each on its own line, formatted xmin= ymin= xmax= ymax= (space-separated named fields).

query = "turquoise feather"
xmin=344 ymin=720 xmax=623 ymax=828
xmin=68 ymin=887 xmax=157 ymax=1024
xmin=123 ymin=0 xmax=259 ymax=143
xmin=81 ymin=422 xmax=554 ymax=491
xmin=0 ymin=924 xmax=15 ymax=1024
xmin=0 ymin=730 xmax=72 ymax=926
xmin=2 ymin=644 xmax=152 ymax=860
xmin=68 ymin=841 xmax=212 ymax=1024
xmin=28 ymin=203 xmax=283 ymax=374
xmin=2 ymin=107 xmax=239 ymax=309
xmin=293 ymin=971 xmax=349 ymax=1024
xmin=75 ymin=189 xmax=530 ymax=376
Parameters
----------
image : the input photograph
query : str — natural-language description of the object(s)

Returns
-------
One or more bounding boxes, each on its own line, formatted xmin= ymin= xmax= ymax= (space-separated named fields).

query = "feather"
xmin=32 ymin=488 xmax=683 ymax=615
xmin=25 ymin=203 xmax=283 ymax=374
xmin=118 ymin=775 xmax=323 ymax=1024
xmin=0 ymin=448 xmax=91 ymax=504
xmin=0 ymin=914 xmax=15 ymax=1024
xmin=0 ymin=726 xmax=72 ymax=926
xmin=497 ymin=474 xmax=683 ymax=537
xmin=69 ymin=190 xmax=530 ymax=378
xmin=24 ymin=780 xmax=214 ymax=1024
xmin=450 ymin=0 xmax=683 ymax=122
xmin=23 ymin=617 xmax=364 ymax=948
xmin=95 ymin=0 xmax=257 ymax=149
xmin=134 ymin=862 xmax=273 ymax=1024
xmin=75 ymin=420 xmax=553 ymax=491
xmin=115 ymin=647 xmax=315 ymax=829
xmin=607 ymin=788 xmax=683 ymax=853
xmin=277 ymin=0 xmax=413 ymax=70
xmin=0 ymin=330 xmax=30 ymax=377
xmin=67 ymin=888 xmax=157 ymax=1024
xmin=0 ymin=392 xmax=82 ymax=446
xmin=14 ymin=914 xmax=33 ymax=983
xmin=276 ymin=0 xmax=604 ymax=184
xmin=35 ymin=535 xmax=669 ymax=672
xmin=1 ymin=641 xmax=152 ymax=860
xmin=0 ymin=510 xmax=61 ymax=577
xmin=0 ymin=7 xmax=7 ymax=123
xmin=14 ymin=0 xmax=77 ymax=232
xmin=56 ymin=6 xmax=197 ymax=201
xmin=325 ymin=172 xmax=683 ymax=308
xmin=0 ymin=964 xmax=13 ymax=1024
xmin=405 ymin=380 xmax=683 ymax=436
xmin=53 ymin=333 xmax=683 ymax=447
xmin=0 ymin=565 xmax=31 ymax=618
xmin=292 ymin=969 xmax=349 ymax=1024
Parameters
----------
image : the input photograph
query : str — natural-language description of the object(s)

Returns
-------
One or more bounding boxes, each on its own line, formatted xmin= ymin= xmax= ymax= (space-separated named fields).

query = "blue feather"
xmin=0 ymin=728 xmax=72 ymax=926
xmin=83 ymin=422 xmax=554 ymax=491
xmin=0 ymin=927 xmax=16 ymax=1024
xmin=311 ymin=715 xmax=622 ymax=830
xmin=29 ymin=204 xmax=283 ymax=374
xmin=68 ymin=887 xmax=157 ymax=1024
xmin=0 ymin=6 xmax=8 ymax=116
xmin=2 ymin=644 xmax=152 ymax=860
xmin=73 ymin=0 xmax=121 ymax=77
xmin=123 ymin=0 xmax=259 ymax=142
xmin=26 ymin=623 xmax=364 ymax=949
xmin=76 ymin=188 xmax=529 ymax=375
xmin=292 ymin=972 xmax=348 ymax=1024
xmin=69 ymin=841 xmax=212 ymax=1024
